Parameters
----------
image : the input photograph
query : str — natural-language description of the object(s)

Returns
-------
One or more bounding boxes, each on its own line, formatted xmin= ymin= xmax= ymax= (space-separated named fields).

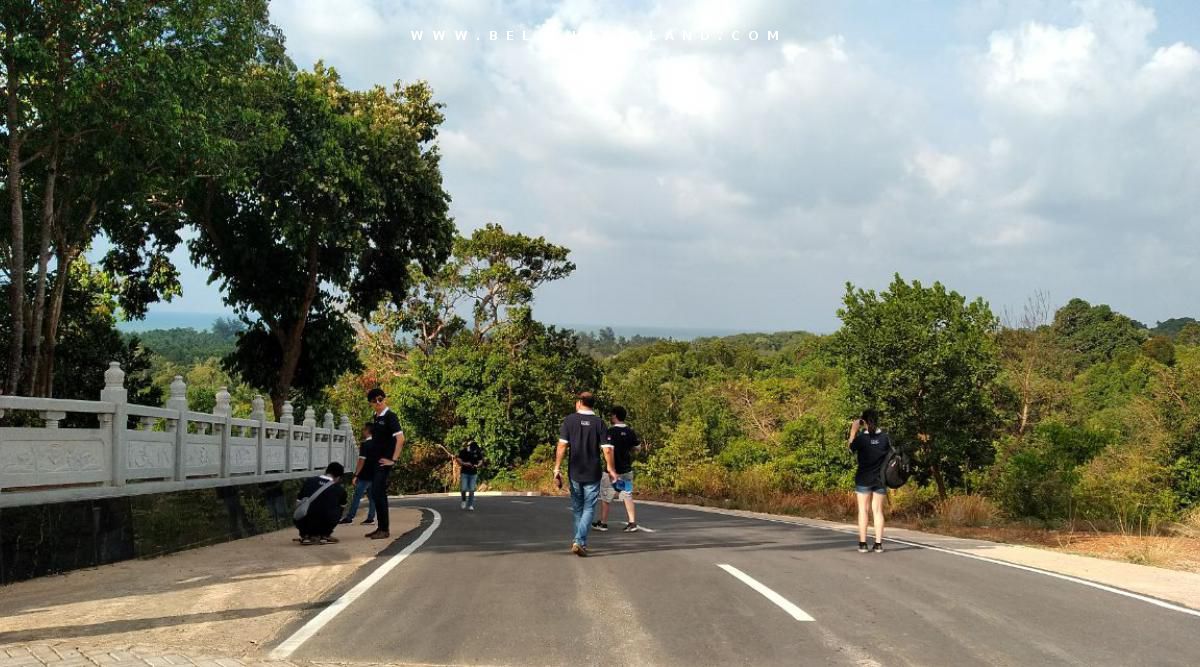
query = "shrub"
xmin=934 ymin=494 xmax=1001 ymax=527
xmin=730 ymin=464 xmax=783 ymax=505
xmin=676 ymin=462 xmax=731 ymax=498
xmin=717 ymin=438 xmax=771 ymax=471
xmin=1075 ymin=443 xmax=1177 ymax=529
xmin=890 ymin=483 xmax=939 ymax=518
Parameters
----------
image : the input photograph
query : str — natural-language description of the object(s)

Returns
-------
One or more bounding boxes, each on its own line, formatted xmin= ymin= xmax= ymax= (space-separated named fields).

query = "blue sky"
xmin=145 ymin=0 xmax=1200 ymax=333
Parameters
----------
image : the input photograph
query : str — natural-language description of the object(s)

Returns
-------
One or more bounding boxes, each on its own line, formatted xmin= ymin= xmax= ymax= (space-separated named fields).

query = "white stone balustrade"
xmin=0 ymin=362 xmax=356 ymax=508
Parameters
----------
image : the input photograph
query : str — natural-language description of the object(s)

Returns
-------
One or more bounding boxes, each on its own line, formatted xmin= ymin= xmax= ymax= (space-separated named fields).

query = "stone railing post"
xmin=100 ymin=362 xmax=128 ymax=487
xmin=282 ymin=400 xmax=295 ymax=473
xmin=322 ymin=411 xmax=334 ymax=467
xmin=214 ymin=386 xmax=231 ymax=477
xmin=251 ymin=395 xmax=266 ymax=475
xmin=303 ymin=407 xmax=316 ymax=471
xmin=339 ymin=414 xmax=352 ymax=466
xmin=166 ymin=375 xmax=188 ymax=480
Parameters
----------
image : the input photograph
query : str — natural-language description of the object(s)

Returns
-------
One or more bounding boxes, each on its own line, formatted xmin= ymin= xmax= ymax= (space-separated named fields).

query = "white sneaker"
xmin=467 ymin=505 xmax=475 ymax=511
xmin=461 ymin=500 xmax=467 ymax=510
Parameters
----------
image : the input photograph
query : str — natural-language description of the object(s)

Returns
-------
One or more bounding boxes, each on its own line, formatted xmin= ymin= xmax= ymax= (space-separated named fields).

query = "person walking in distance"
xmin=553 ymin=391 xmax=617 ymax=557
xmin=339 ymin=423 xmax=377 ymax=525
xmin=596 ymin=405 xmax=640 ymax=532
xmin=456 ymin=440 xmax=485 ymax=510
xmin=365 ymin=388 xmax=404 ymax=539
xmin=849 ymin=409 xmax=889 ymax=553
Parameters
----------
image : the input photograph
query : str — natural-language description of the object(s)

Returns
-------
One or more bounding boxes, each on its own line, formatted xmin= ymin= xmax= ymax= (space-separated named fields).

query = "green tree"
xmin=187 ymin=64 xmax=454 ymax=417
xmin=1 ymin=0 xmax=279 ymax=396
xmin=1178 ymin=322 xmax=1200 ymax=346
xmin=834 ymin=275 xmax=1000 ymax=498
xmin=1050 ymin=298 xmax=1147 ymax=368
xmin=1142 ymin=335 xmax=1176 ymax=366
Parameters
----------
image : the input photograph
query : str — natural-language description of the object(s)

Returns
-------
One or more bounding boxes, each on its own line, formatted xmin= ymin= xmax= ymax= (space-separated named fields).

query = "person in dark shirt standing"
xmin=294 ymin=462 xmax=348 ymax=545
xmin=339 ymin=423 xmax=377 ymax=525
xmin=553 ymin=391 xmax=617 ymax=557
xmin=596 ymin=405 xmax=641 ymax=532
xmin=849 ymin=409 xmax=889 ymax=553
xmin=365 ymin=388 xmax=405 ymax=540
xmin=456 ymin=440 xmax=485 ymax=511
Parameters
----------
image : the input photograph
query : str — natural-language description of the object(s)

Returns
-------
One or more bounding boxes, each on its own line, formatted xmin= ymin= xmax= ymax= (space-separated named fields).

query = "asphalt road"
xmin=284 ymin=496 xmax=1200 ymax=666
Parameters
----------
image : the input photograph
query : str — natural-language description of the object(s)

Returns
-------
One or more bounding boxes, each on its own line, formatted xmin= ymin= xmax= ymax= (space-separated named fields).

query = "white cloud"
xmin=168 ymin=0 xmax=1200 ymax=332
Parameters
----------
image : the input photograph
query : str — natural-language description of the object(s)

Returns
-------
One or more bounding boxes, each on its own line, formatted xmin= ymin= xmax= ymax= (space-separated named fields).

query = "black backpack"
xmin=879 ymin=436 xmax=912 ymax=489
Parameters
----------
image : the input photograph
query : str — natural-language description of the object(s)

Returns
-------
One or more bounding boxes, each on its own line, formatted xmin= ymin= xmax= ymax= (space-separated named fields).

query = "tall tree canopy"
xmin=1050 ymin=298 xmax=1147 ymax=368
xmin=835 ymin=275 xmax=1001 ymax=498
xmin=1 ymin=0 xmax=280 ymax=395
xmin=187 ymin=64 xmax=454 ymax=417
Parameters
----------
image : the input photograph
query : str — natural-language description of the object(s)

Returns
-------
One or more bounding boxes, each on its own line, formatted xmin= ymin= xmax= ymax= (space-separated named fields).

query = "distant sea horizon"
xmin=116 ymin=311 xmax=762 ymax=341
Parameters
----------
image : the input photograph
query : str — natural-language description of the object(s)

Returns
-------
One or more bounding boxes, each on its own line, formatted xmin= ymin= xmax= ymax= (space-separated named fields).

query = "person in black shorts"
xmin=595 ymin=405 xmax=640 ymax=532
xmin=849 ymin=409 xmax=889 ymax=553
xmin=365 ymin=388 xmax=404 ymax=539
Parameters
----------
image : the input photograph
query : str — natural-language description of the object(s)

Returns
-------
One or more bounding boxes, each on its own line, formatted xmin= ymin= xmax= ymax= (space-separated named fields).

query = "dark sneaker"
xmin=299 ymin=537 xmax=316 ymax=546
xmin=571 ymin=543 xmax=588 ymax=557
xmin=872 ymin=542 xmax=884 ymax=553
xmin=365 ymin=530 xmax=380 ymax=538
xmin=623 ymin=523 xmax=639 ymax=532
xmin=369 ymin=530 xmax=390 ymax=540
xmin=858 ymin=542 xmax=869 ymax=553
xmin=361 ymin=518 xmax=375 ymax=525
xmin=338 ymin=518 xmax=353 ymax=524
xmin=593 ymin=522 xmax=608 ymax=532
xmin=319 ymin=536 xmax=339 ymax=544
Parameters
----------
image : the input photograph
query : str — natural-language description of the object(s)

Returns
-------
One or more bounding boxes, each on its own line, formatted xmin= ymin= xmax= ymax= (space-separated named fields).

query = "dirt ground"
xmin=0 ymin=508 xmax=420 ymax=657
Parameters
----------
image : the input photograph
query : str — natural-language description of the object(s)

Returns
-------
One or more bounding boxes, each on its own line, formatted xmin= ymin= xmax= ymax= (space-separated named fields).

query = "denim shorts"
xmin=855 ymin=484 xmax=886 ymax=495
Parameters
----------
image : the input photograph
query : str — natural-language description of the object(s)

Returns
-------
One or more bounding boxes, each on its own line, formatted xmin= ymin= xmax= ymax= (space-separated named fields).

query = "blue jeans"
xmin=460 ymin=473 xmax=478 ymax=505
xmin=343 ymin=476 xmax=375 ymax=521
xmin=569 ymin=479 xmax=601 ymax=547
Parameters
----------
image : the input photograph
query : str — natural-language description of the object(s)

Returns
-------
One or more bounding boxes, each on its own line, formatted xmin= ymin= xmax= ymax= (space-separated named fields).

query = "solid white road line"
xmin=718 ymin=563 xmax=815 ymax=622
xmin=269 ymin=507 xmax=443 ymax=660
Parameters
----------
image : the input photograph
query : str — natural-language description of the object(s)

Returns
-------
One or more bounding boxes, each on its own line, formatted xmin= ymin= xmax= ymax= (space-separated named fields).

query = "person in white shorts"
xmin=595 ymin=406 xmax=640 ymax=532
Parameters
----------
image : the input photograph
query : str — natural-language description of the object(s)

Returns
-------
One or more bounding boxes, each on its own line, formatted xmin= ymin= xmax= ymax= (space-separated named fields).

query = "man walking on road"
xmin=597 ymin=405 xmax=640 ymax=532
xmin=365 ymin=388 xmax=404 ymax=540
xmin=457 ymin=440 xmax=485 ymax=510
xmin=554 ymin=391 xmax=618 ymax=556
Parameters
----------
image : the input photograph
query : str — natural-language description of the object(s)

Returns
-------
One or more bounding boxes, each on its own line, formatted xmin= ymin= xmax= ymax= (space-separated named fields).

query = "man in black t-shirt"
xmin=598 ymin=405 xmax=641 ymax=532
xmin=365 ymin=388 xmax=404 ymax=539
xmin=456 ymin=441 xmax=485 ymax=510
xmin=553 ymin=391 xmax=617 ymax=556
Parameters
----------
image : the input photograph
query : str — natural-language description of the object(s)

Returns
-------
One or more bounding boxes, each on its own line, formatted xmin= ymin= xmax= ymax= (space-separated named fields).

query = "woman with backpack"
xmin=849 ymin=409 xmax=889 ymax=553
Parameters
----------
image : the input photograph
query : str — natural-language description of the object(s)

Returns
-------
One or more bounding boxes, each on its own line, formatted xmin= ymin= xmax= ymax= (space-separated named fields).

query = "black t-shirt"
xmin=850 ymin=429 xmax=891 ymax=487
xmin=368 ymin=409 xmax=403 ymax=466
xmin=606 ymin=424 xmax=640 ymax=474
xmin=559 ymin=411 xmax=609 ymax=483
xmin=458 ymin=444 xmax=484 ymax=474
xmin=357 ymin=438 xmax=377 ymax=475
xmin=297 ymin=475 xmax=347 ymax=524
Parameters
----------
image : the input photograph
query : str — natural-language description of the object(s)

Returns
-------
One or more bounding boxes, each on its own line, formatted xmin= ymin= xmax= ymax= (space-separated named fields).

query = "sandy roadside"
xmin=0 ymin=508 xmax=421 ymax=658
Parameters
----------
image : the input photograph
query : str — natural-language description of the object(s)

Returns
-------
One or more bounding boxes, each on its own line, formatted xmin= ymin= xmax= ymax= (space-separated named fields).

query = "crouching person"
xmin=295 ymin=462 xmax=348 ymax=545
